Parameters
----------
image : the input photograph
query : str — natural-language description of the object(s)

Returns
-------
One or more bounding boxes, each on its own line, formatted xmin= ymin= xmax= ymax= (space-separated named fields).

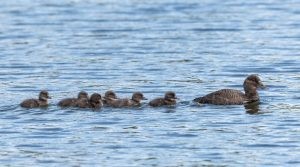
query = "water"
xmin=0 ymin=0 xmax=300 ymax=166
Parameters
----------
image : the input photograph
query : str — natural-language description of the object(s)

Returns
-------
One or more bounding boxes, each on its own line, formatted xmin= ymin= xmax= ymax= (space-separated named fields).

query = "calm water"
xmin=0 ymin=0 xmax=300 ymax=166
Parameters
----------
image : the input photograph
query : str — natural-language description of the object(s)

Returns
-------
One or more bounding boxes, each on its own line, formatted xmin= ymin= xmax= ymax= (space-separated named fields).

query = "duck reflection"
xmin=244 ymin=101 xmax=260 ymax=114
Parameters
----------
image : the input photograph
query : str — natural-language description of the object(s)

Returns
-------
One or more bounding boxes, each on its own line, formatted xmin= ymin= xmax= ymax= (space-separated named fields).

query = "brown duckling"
xmin=149 ymin=91 xmax=177 ymax=107
xmin=103 ymin=90 xmax=118 ymax=106
xmin=20 ymin=90 xmax=51 ymax=108
xmin=193 ymin=74 xmax=265 ymax=105
xmin=110 ymin=92 xmax=147 ymax=108
xmin=58 ymin=91 xmax=88 ymax=107
xmin=88 ymin=93 xmax=103 ymax=109
xmin=75 ymin=93 xmax=103 ymax=109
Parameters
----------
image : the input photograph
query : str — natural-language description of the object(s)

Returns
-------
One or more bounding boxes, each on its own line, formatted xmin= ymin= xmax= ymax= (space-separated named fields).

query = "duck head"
xmin=39 ymin=90 xmax=51 ymax=101
xmin=132 ymin=92 xmax=147 ymax=102
xmin=164 ymin=91 xmax=177 ymax=102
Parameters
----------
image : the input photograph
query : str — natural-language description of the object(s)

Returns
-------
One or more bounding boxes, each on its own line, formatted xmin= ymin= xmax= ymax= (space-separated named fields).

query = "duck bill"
xmin=171 ymin=97 xmax=178 ymax=101
xmin=142 ymin=97 xmax=148 ymax=100
xmin=259 ymin=82 xmax=266 ymax=89
xmin=42 ymin=96 xmax=51 ymax=101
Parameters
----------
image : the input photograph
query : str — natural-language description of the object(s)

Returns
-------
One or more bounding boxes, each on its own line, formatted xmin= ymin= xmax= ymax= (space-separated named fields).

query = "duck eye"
xmin=255 ymin=77 xmax=260 ymax=83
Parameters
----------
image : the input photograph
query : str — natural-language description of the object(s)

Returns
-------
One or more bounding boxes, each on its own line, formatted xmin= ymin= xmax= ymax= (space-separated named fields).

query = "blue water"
xmin=0 ymin=0 xmax=300 ymax=166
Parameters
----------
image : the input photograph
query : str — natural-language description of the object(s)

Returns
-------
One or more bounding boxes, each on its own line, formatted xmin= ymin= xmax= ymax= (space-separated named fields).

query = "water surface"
xmin=0 ymin=0 xmax=300 ymax=166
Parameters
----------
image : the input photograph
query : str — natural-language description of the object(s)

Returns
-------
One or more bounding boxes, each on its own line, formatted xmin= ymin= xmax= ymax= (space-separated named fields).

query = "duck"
xmin=110 ymin=92 xmax=147 ymax=108
xmin=20 ymin=90 xmax=51 ymax=108
xmin=88 ymin=93 xmax=103 ymax=109
xmin=58 ymin=91 xmax=88 ymax=107
xmin=149 ymin=91 xmax=177 ymax=107
xmin=103 ymin=90 xmax=118 ymax=106
xmin=75 ymin=93 xmax=103 ymax=109
xmin=193 ymin=74 xmax=265 ymax=105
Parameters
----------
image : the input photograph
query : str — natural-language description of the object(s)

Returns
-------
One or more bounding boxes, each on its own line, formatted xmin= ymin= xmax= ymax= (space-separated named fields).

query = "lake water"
xmin=0 ymin=0 xmax=300 ymax=166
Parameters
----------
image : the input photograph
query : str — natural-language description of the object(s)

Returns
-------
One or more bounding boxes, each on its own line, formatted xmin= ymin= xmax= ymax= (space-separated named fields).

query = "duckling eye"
xmin=254 ymin=77 xmax=260 ymax=83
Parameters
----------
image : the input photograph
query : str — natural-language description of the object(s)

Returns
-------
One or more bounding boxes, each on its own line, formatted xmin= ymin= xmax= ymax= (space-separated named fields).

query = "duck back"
xmin=58 ymin=98 xmax=77 ymax=107
xmin=111 ymin=99 xmax=139 ymax=108
xmin=149 ymin=98 xmax=165 ymax=107
xmin=20 ymin=99 xmax=40 ymax=108
xmin=75 ymin=98 xmax=90 ymax=108
xmin=193 ymin=89 xmax=246 ymax=105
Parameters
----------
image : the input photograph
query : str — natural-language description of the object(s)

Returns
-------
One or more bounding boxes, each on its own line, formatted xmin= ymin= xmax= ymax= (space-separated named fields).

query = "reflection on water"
xmin=0 ymin=0 xmax=300 ymax=166
xmin=244 ymin=101 xmax=260 ymax=114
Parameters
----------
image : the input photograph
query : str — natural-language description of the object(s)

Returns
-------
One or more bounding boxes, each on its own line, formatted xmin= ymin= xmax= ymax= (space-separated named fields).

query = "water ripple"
xmin=0 ymin=0 xmax=299 ymax=166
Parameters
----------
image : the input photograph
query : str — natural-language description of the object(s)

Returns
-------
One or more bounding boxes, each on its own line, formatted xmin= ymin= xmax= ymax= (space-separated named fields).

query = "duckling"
xmin=193 ymin=74 xmax=265 ymax=105
xmin=58 ymin=91 xmax=88 ymax=107
xmin=149 ymin=91 xmax=177 ymax=107
xmin=75 ymin=93 xmax=103 ymax=109
xmin=110 ymin=92 xmax=147 ymax=108
xmin=20 ymin=91 xmax=51 ymax=108
xmin=88 ymin=93 xmax=103 ymax=109
xmin=103 ymin=90 xmax=118 ymax=106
